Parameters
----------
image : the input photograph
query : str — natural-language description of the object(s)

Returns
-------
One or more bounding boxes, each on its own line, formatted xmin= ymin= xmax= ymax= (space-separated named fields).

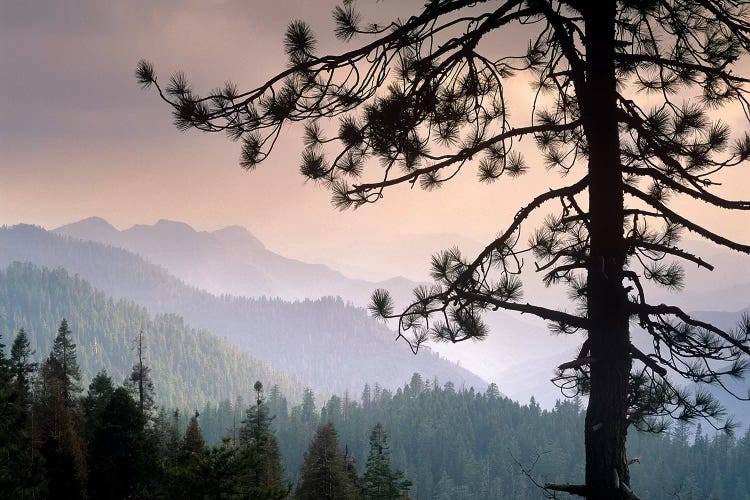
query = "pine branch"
xmin=631 ymin=302 xmax=750 ymax=357
xmin=624 ymin=185 xmax=750 ymax=255
xmin=622 ymin=165 xmax=750 ymax=211
xmin=630 ymin=344 xmax=668 ymax=377
xmin=456 ymin=290 xmax=588 ymax=329
xmin=347 ymin=120 xmax=582 ymax=195
xmin=616 ymin=53 xmax=750 ymax=84
xmin=632 ymin=240 xmax=715 ymax=271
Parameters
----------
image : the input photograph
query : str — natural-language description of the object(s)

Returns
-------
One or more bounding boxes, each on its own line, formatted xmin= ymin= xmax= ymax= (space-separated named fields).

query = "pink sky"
xmin=2 ymin=0 xmax=749 ymax=281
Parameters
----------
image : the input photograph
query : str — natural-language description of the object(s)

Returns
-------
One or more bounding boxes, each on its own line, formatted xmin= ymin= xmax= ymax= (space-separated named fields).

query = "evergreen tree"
xmin=1 ymin=329 xmax=44 ymax=499
xmin=140 ymin=2 xmax=750 ymax=497
xmin=88 ymin=387 xmax=144 ymax=500
xmin=37 ymin=321 xmax=87 ymax=499
xmin=296 ymin=422 xmax=360 ymax=500
xmin=362 ymin=423 xmax=411 ymax=500
xmin=202 ymin=440 xmax=243 ymax=500
xmin=183 ymin=410 xmax=206 ymax=457
xmin=125 ymin=329 xmax=155 ymax=417
xmin=84 ymin=371 xmax=115 ymax=409
xmin=165 ymin=410 xmax=207 ymax=499
xmin=83 ymin=371 xmax=116 ymax=447
xmin=236 ymin=381 xmax=289 ymax=498
xmin=10 ymin=328 xmax=37 ymax=409
xmin=48 ymin=318 xmax=82 ymax=404
xmin=301 ymin=387 xmax=316 ymax=425
xmin=0 ymin=330 xmax=21 ymax=495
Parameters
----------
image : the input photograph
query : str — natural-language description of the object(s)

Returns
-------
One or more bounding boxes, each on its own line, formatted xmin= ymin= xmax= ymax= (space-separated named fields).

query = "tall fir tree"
xmin=125 ymin=329 xmax=155 ymax=418
xmin=1 ymin=329 xmax=43 ymax=499
xmin=183 ymin=410 xmax=206 ymax=457
xmin=0 ymin=331 xmax=20 ymax=495
xmin=88 ymin=387 xmax=144 ymax=500
xmin=48 ymin=319 xmax=82 ymax=405
xmin=362 ymin=423 xmax=411 ymax=500
xmin=164 ymin=410 xmax=208 ymax=499
xmin=10 ymin=328 xmax=37 ymax=410
xmin=237 ymin=381 xmax=289 ymax=499
xmin=37 ymin=320 xmax=87 ymax=499
xmin=296 ymin=422 xmax=360 ymax=500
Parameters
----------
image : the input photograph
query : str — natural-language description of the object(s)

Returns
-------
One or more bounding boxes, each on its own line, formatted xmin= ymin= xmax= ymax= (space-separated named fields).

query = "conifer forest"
xmin=3 ymin=0 xmax=750 ymax=499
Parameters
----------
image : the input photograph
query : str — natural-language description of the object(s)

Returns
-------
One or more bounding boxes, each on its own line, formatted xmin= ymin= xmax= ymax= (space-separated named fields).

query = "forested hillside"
xmin=197 ymin=379 xmax=750 ymax=500
xmin=1 ymin=231 xmax=747 ymax=498
xmin=0 ymin=224 xmax=485 ymax=394
xmin=0 ymin=262 xmax=306 ymax=408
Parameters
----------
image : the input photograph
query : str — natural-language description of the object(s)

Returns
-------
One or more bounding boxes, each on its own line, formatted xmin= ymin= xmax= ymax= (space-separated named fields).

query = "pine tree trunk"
xmin=583 ymin=2 xmax=631 ymax=499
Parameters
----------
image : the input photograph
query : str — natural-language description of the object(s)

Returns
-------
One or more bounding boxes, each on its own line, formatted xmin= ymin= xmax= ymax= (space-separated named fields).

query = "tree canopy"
xmin=138 ymin=1 xmax=750 ymax=497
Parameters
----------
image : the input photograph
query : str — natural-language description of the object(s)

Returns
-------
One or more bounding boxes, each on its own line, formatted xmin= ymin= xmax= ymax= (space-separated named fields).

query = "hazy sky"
xmin=2 ymin=0 xmax=750 ymax=281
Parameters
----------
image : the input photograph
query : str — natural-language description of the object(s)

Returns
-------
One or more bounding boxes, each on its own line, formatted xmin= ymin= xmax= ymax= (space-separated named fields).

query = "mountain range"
xmin=3 ymin=217 xmax=748 ymax=418
xmin=54 ymin=216 xmax=418 ymax=308
xmin=50 ymin=218 xmax=587 ymax=399
xmin=0 ymin=223 xmax=485 ymax=396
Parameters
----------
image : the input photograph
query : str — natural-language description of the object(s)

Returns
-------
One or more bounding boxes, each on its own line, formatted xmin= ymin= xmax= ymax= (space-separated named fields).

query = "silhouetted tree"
xmin=10 ymin=328 xmax=37 ymax=409
xmin=0 ymin=331 xmax=20 ymax=494
xmin=48 ymin=319 xmax=82 ymax=405
xmin=1 ymin=330 xmax=43 ymax=499
xmin=83 ymin=370 xmax=116 ymax=448
xmin=126 ymin=329 xmax=155 ymax=417
xmin=139 ymin=2 xmax=750 ymax=497
xmin=37 ymin=320 xmax=87 ymax=499
xmin=88 ymin=387 xmax=144 ymax=500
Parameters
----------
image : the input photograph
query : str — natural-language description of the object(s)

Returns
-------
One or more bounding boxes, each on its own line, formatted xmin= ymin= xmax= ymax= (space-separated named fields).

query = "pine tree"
xmin=362 ymin=423 xmax=411 ymax=500
xmin=139 ymin=1 xmax=750 ymax=494
xmin=83 ymin=370 xmax=116 ymax=446
xmin=0 ymin=330 xmax=21 ymax=494
xmin=0 ymin=329 xmax=44 ymax=499
xmin=37 ymin=320 xmax=87 ymax=499
xmin=301 ymin=387 xmax=316 ymax=425
xmin=165 ymin=410 xmax=208 ymax=499
xmin=236 ymin=381 xmax=289 ymax=499
xmin=296 ymin=422 xmax=360 ymax=500
xmin=48 ymin=319 xmax=82 ymax=404
xmin=10 ymin=328 xmax=37 ymax=410
xmin=183 ymin=410 xmax=205 ymax=457
xmin=88 ymin=387 xmax=144 ymax=499
xmin=125 ymin=329 xmax=155 ymax=417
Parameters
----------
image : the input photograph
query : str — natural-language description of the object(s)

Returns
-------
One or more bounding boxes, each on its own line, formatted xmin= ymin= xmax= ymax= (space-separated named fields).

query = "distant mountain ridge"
xmin=49 ymin=218 xmax=586 ymax=403
xmin=54 ymin=217 xmax=418 ymax=307
xmin=0 ymin=224 xmax=486 ymax=395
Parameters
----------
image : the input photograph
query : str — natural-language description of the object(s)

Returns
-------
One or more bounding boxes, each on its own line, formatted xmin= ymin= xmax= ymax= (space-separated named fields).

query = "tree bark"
xmin=582 ymin=2 xmax=631 ymax=499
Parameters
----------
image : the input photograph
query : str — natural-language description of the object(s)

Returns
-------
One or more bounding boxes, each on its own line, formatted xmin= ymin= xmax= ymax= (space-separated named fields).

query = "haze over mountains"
xmin=3 ymin=217 xmax=749 ymax=413
xmin=0 ymin=223 xmax=484 ymax=398
xmin=54 ymin=216 xmax=418 ymax=308
xmin=51 ymin=217 xmax=582 ymax=403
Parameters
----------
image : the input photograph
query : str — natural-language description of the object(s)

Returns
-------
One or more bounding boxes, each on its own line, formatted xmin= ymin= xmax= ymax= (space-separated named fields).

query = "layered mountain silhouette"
xmin=54 ymin=217 xmax=418 ymax=308
xmin=0 ymin=224 xmax=485 ymax=395
xmin=50 ymin=218 xmax=585 ymax=401
xmin=4 ymin=219 xmax=747 ymax=417
xmin=51 ymin=218 xmax=582 ymax=403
